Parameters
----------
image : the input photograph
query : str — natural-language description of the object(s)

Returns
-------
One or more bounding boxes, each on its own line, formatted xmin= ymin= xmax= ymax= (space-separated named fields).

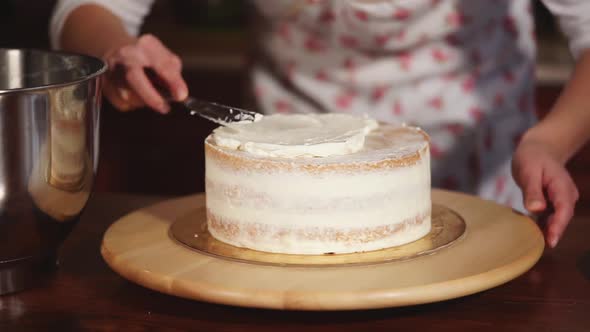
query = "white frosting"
xmin=212 ymin=113 xmax=378 ymax=158
xmin=205 ymin=122 xmax=432 ymax=255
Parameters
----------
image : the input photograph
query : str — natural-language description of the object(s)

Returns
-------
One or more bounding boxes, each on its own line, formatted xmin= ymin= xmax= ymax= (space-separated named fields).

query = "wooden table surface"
xmin=1 ymin=193 xmax=589 ymax=332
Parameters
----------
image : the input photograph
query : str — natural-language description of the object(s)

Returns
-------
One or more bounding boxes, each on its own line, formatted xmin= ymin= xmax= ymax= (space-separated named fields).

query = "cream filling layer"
xmin=212 ymin=113 xmax=379 ymax=158
xmin=205 ymin=151 xmax=431 ymax=229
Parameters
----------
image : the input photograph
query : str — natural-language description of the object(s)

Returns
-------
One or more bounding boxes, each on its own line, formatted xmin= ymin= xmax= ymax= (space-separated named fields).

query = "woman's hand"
xmin=512 ymin=136 xmax=579 ymax=248
xmin=102 ymin=34 xmax=188 ymax=113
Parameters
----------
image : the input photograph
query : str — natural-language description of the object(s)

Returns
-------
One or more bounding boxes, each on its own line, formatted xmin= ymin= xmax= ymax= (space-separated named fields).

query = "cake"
xmin=204 ymin=113 xmax=431 ymax=255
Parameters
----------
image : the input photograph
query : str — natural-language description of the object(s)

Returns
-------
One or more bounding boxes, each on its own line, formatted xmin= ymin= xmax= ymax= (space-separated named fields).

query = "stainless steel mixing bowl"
xmin=0 ymin=48 xmax=106 ymax=295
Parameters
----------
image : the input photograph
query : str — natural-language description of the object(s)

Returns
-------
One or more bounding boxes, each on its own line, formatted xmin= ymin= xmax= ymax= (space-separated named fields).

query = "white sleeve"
xmin=50 ymin=0 xmax=155 ymax=50
xmin=541 ymin=0 xmax=590 ymax=59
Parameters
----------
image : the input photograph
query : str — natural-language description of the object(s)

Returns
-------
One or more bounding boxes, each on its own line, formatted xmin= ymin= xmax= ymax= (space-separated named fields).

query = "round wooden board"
xmin=101 ymin=189 xmax=544 ymax=311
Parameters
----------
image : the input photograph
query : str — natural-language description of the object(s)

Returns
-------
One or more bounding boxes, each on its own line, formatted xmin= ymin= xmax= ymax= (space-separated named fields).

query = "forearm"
xmin=60 ymin=4 xmax=135 ymax=59
xmin=523 ymin=50 xmax=590 ymax=163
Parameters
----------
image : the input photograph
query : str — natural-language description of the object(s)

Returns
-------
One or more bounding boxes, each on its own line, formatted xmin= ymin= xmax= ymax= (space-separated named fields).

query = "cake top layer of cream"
xmin=212 ymin=113 xmax=379 ymax=158
xmin=208 ymin=114 xmax=429 ymax=166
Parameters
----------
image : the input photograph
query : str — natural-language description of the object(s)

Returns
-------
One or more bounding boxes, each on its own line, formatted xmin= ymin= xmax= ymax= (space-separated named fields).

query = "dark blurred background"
xmin=0 ymin=1 xmax=587 ymax=208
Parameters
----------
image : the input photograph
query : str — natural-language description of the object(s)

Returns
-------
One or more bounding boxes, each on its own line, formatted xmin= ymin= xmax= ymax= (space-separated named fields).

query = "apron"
xmin=250 ymin=0 xmax=538 ymax=211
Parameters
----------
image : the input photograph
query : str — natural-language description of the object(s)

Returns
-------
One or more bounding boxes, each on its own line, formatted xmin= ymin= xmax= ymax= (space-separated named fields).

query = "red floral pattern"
xmin=251 ymin=0 xmax=535 ymax=210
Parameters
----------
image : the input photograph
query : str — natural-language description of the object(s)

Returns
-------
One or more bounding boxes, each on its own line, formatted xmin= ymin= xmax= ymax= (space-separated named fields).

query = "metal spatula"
xmin=146 ymin=68 xmax=261 ymax=125
xmin=181 ymin=97 xmax=262 ymax=126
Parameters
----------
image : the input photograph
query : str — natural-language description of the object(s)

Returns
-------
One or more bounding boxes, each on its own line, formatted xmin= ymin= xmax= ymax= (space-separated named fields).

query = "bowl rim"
xmin=0 ymin=47 xmax=108 ymax=94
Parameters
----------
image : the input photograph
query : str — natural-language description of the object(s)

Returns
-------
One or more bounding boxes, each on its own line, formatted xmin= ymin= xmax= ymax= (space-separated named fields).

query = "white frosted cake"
xmin=204 ymin=113 xmax=431 ymax=255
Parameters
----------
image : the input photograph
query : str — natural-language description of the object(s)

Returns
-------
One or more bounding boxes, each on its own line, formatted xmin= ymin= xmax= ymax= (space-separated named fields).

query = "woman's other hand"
xmin=512 ymin=137 xmax=579 ymax=248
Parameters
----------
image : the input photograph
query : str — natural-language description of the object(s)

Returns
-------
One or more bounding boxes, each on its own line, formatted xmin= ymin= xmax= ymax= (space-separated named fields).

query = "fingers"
xmin=512 ymin=139 xmax=578 ymax=249
xmin=545 ymin=169 xmax=578 ymax=248
xmin=125 ymin=67 xmax=169 ymax=113
xmin=137 ymin=35 xmax=188 ymax=101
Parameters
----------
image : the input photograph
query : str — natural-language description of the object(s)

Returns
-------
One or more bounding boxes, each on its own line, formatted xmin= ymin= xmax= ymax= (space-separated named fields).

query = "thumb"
xmin=521 ymin=168 xmax=547 ymax=213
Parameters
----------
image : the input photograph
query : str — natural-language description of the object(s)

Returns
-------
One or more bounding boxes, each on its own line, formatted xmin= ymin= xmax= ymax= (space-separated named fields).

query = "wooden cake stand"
xmin=101 ymin=189 xmax=544 ymax=311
